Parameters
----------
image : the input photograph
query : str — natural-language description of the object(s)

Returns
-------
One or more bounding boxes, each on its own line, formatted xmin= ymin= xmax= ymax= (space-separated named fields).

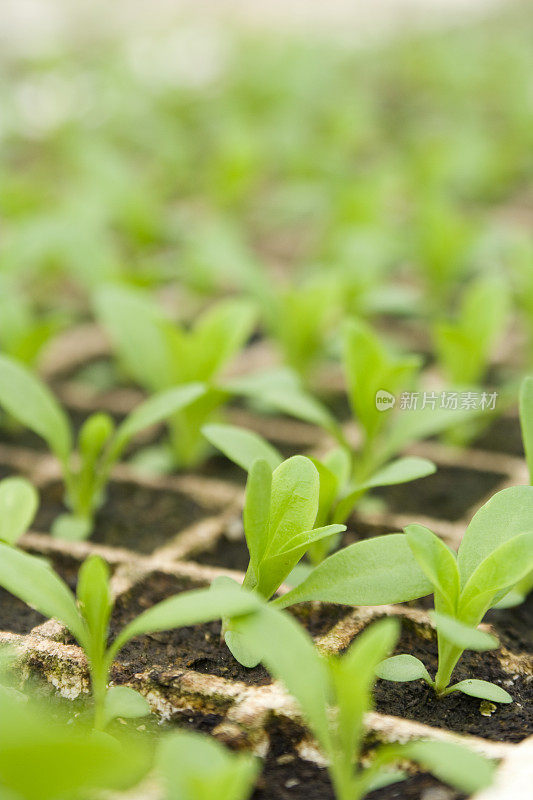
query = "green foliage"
xmin=433 ymin=275 xmax=509 ymax=385
xmin=0 ymin=477 xmax=38 ymax=546
xmin=0 ymin=354 xmax=205 ymax=538
xmin=235 ymin=606 xmax=495 ymax=800
xmin=95 ymin=285 xmax=256 ymax=468
xmin=0 ymin=547 xmax=261 ymax=729
xmin=0 ymin=690 xmax=151 ymax=800
xmin=158 ymin=731 xmax=258 ymax=800
xmin=0 ymin=278 xmax=65 ymax=368
xmin=377 ymin=486 xmax=533 ymax=700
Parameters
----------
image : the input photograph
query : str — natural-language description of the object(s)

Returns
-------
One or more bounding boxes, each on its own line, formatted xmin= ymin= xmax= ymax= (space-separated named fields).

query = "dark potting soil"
xmin=473 ymin=415 xmax=524 ymax=457
xmin=372 ymin=617 xmax=532 ymax=742
xmin=0 ymin=586 xmax=45 ymax=634
xmin=252 ymin=721 xmax=465 ymax=800
xmin=109 ymin=571 xmax=349 ymax=688
xmin=487 ymin=592 xmax=533 ymax=653
xmin=252 ymin=756 xmax=465 ymax=800
xmin=374 ymin=465 xmax=505 ymax=521
xmin=33 ymin=480 xmax=208 ymax=554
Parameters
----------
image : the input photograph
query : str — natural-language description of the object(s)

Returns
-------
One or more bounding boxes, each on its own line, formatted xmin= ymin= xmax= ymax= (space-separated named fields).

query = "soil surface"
xmin=0 ymin=587 xmax=45 ymax=634
xmin=371 ymin=616 xmax=532 ymax=742
xmin=109 ymin=571 xmax=350 ymax=687
xmin=487 ymin=592 xmax=533 ymax=653
xmin=375 ymin=465 xmax=505 ymax=521
xmin=473 ymin=415 xmax=524 ymax=457
xmin=34 ymin=480 xmax=208 ymax=554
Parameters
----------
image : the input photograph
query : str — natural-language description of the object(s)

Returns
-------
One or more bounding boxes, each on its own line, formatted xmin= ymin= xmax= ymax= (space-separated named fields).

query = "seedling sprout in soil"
xmin=217 ymin=453 xmax=433 ymax=666
xmin=0 ymin=546 xmax=261 ymax=730
xmin=0 ymin=353 xmax=206 ymax=539
xmin=376 ymin=486 xmax=533 ymax=702
xmin=0 ymin=476 xmax=38 ymax=546
xmin=94 ymin=285 xmax=256 ymax=470
xmin=234 ymin=606 xmax=495 ymax=800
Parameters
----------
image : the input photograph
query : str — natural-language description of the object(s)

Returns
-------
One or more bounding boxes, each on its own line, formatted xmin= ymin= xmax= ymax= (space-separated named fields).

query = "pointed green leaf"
xmin=359 ymin=457 xmax=436 ymax=491
xmin=0 ymin=544 xmax=85 ymax=645
xmin=459 ymin=532 xmax=533 ymax=622
xmin=457 ymin=486 xmax=533 ymax=584
xmin=77 ymin=556 xmax=112 ymax=648
xmin=267 ymin=456 xmax=319 ymax=554
xmin=202 ymin=423 xmax=282 ymax=472
xmin=405 ymin=524 xmax=460 ymax=610
xmin=447 ymin=679 xmax=512 ymax=703
xmin=109 ymin=586 xmax=261 ymax=660
xmin=243 ymin=459 xmax=272 ymax=578
xmin=274 ymin=534 xmax=432 ymax=608
xmin=111 ymin=383 xmax=206 ymax=458
xmin=403 ymin=740 xmax=496 ymax=794
xmin=431 ymin=612 xmax=498 ymax=651
xmin=102 ymin=686 xmax=150 ymax=728
xmin=0 ymin=355 xmax=71 ymax=462
xmin=0 ymin=478 xmax=38 ymax=546
xmin=519 ymin=376 xmax=533 ymax=484
xmin=376 ymin=655 xmax=432 ymax=684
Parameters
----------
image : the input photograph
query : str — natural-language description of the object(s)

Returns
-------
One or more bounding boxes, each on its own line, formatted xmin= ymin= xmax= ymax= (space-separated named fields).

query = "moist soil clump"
xmin=372 ymin=617 xmax=532 ymax=742
xmin=0 ymin=587 xmax=45 ymax=634
xmin=34 ymin=480 xmax=207 ymax=554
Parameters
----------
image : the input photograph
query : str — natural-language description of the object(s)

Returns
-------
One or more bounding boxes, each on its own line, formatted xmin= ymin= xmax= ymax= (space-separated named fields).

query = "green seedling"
xmin=234 ymin=606 xmax=495 ymax=800
xmin=0 ymin=354 xmax=206 ymax=539
xmin=433 ymin=275 xmax=509 ymax=386
xmin=217 ymin=454 xmax=435 ymax=666
xmin=377 ymin=486 xmax=533 ymax=702
xmin=0 ymin=278 xmax=64 ymax=368
xmin=94 ymin=285 xmax=255 ymax=469
xmin=0 ymin=546 xmax=260 ymax=730
xmin=158 ymin=731 xmax=258 ymax=800
xmin=0 ymin=476 xmax=38 ymax=546
xmin=501 ymin=375 xmax=533 ymax=606
xmin=0 ymin=687 xmax=152 ymax=800
xmin=261 ymin=275 xmax=341 ymax=383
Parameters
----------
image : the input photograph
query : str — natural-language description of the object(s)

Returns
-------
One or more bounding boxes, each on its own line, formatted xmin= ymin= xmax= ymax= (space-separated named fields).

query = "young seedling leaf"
xmin=267 ymin=456 xmax=319 ymax=554
xmin=446 ymin=679 xmax=512 ymax=703
xmin=356 ymin=457 xmax=436 ymax=491
xmin=110 ymin=586 xmax=260 ymax=660
xmin=111 ymin=383 xmax=206 ymax=457
xmin=0 ymin=478 xmax=38 ymax=546
xmin=405 ymin=524 xmax=460 ymax=610
xmin=0 ymin=544 xmax=85 ymax=645
xmin=77 ymin=556 xmax=112 ymax=646
xmin=519 ymin=376 xmax=533 ymax=483
xmin=376 ymin=655 xmax=432 ymax=684
xmin=457 ymin=486 xmax=533 ymax=584
xmin=243 ymin=459 xmax=272 ymax=579
xmin=202 ymin=423 xmax=282 ymax=472
xmin=102 ymin=686 xmax=150 ymax=728
xmin=0 ymin=355 xmax=72 ymax=462
xmin=459 ymin=532 xmax=533 ymax=621
xmin=430 ymin=612 xmax=498 ymax=651
xmin=158 ymin=730 xmax=259 ymax=800
xmin=273 ymin=534 xmax=432 ymax=608
xmin=51 ymin=514 xmax=92 ymax=541
xmin=403 ymin=740 xmax=496 ymax=794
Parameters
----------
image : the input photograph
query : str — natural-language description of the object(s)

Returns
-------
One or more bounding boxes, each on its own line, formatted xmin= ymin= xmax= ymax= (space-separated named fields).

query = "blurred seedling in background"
xmin=158 ymin=730 xmax=258 ymax=800
xmin=234 ymin=607 xmax=495 ymax=800
xmin=95 ymin=285 xmax=256 ymax=470
xmin=216 ymin=454 xmax=434 ymax=666
xmin=0 ymin=354 xmax=205 ymax=539
xmin=0 ymin=547 xmax=260 ymax=730
xmin=377 ymin=486 xmax=533 ymax=702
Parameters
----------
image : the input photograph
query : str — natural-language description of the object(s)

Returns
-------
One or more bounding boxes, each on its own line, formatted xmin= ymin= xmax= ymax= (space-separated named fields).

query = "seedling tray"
xmin=0 ymin=327 xmax=531 ymax=800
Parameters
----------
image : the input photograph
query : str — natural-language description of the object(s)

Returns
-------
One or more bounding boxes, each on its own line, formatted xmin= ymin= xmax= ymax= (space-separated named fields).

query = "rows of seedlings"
xmin=1 ymin=6 xmax=533 ymax=800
